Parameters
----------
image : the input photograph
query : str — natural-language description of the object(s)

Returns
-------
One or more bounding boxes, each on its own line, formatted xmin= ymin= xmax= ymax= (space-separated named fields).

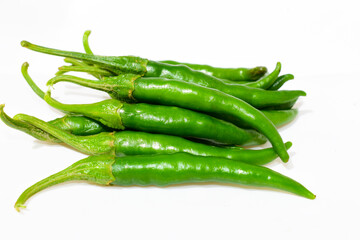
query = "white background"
xmin=0 ymin=0 xmax=359 ymax=239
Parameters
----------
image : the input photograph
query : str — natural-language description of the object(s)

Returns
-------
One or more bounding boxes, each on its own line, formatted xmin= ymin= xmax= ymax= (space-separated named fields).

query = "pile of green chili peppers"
xmin=0 ymin=31 xmax=315 ymax=212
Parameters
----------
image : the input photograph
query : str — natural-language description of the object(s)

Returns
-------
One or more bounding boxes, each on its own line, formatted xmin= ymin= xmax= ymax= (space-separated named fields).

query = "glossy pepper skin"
xmin=213 ymin=109 xmax=298 ymax=130
xmin=11 ymin=112 xmax=292 ymax=165
xmin=82 ymin=30 xmax=268 ymax=83
xmin=21 ymin=64 xmax=298 ymax=139
xmin=268 ymin=74 xmax=294 ymax=90
xmin=14 ymin=153 xmax=315 ymax=211
xmin=145 ymin=61 xmax=304 ymax=108
xmin=1 ymin=104 xmax=298 ymax=146
xmin=80 ymin=32 xmax=289 ymax=91
xmin=43 ymin=93 xmax=266 ymax=146
xmin=47 ymin=75 xmax=290 ymax=162
xmin=159 ymin=60 xmax=267 ymax=82
xmin=21 ymin=41 xmax=305 ymax=109
xmin=21 ymin=66 xmax=266 ymax=147
xmin=48 ymin=115 xmax=110 ymax=136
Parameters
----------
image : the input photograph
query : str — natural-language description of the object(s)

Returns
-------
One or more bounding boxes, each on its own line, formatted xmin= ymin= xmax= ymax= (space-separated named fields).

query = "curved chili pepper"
xmin=262 ymin=99 xmax=297 ymax=111
xmin=46 ymin=75 xmax=290 ymax=162
xmin=43 ymin=93 xmax=267 ymax=146
xmin=21 ymin=41 xmax=306 ymax=109
xmin=21 ymin=64 xmax=266 ymax=146
xmin=241 ymin=62 xmax=281 ymax=89
xmin=157 ymin=60 xmax=268 ymax=82
xmin=48 ymin=115 xmax=111 ymax=136
xmin=82 ymin=30 xmax=267 ymax=82
xmin=268 ymin=74 xmax=294 ymax=90
xmin=14 ymin=153 xmax=315 ymax=211
xmin=12 ymin=113 xmax=292 ymax=165
xmin=218 ymin=109 xmax=298 ymax=129
xmin=22 ymin=64 xmax=297 ymax=139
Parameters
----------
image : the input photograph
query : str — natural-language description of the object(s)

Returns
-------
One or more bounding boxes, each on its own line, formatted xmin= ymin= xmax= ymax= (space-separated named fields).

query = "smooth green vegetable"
xmin=43 ymin=92 xmax=267 ymax=146
xmin=13 ymin=113 xmax=292 ymax=165
xmin=22 ymin=63 xmax=298 ymax=137
xmin=46 ymin=74 xmax=290 ymax=162
xmin=83 ymin=30 xmax=267 ymax=82
xmin=261 ymin=109 xmax=298 ymax=127
xmin=268 ymin=74 xmax=294 ymax=90
xmin=48 ymin=115 xmax=110 ymax=136
xmin=21 ymin=41 xmax=305 ymax=109
xmin=14 ymin=153 xmax=315 ymax=211
xmin=241 ymin=62 xmax=281 ymax=89
xmin=156 ymin=60 xmax=267 ymax=82
xmin=22 ymin=65 xmax=266 ymax=146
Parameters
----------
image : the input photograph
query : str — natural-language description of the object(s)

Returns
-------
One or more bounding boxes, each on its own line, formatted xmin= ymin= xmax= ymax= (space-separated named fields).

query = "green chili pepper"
xmin=11 ymin=112 xmax=292 ymax=165
xmin=82 ymin=30 xmax=267 ymax=82
xmin=46 ymin=75 xmax=290 ymax=162
xmin=43 ymin=92 xmax=266 ymax=146
xmin=218 ymin=109 xmax=298 ymax=129
xmin=158 ymin=60 xmax=268 ymax=82
xmin=261 ymin=109 xmax=298 ymax=127
xmin=22 ymin=64 xmax=297 ymax=139
xmin=48 ymin=115 xmax=111 ymax=136
xmin=14 ymin=153 xmax=315 ymax=211
xmin=262 ymin=99 xmax=297 ymax=111
xmin=240 ymin=62 xmax=281 ymax=89
xmin=22 ymin=64 xmax=266 ymax=146
xmin=21 ymin=41 xmax=306 ymax=109
xmin=57 ymin=62 xmax=292 ymax=91
xmin=268 ymin=74 xmax=295 ymax=90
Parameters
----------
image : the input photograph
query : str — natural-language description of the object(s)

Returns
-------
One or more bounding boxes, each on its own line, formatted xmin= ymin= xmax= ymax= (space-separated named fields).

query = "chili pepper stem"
xmin=47 ymin=75 xmax=112 ymax=92
xmin=43 ymin=90 xmax=124 ymax=130
xmin=0 ymin=105 xmax=60 ymax=142
xmin=83 ymin=30 xmax=94 ymax=55
xmin=21 ymin=62 xmax=45 ymax=99
xmin=21 ymin=41 xmax=148 ymax=74
xmin=57 ymin=65 xmax=113 ymax=77
xmin=14 ymin=113 xmax=116 ymax=155
xmin=15 ymin=155 xmax=115 ymax=211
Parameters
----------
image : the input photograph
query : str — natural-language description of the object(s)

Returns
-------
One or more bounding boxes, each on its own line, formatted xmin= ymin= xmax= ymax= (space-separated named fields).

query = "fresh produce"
xmin=0 ymin=32 xmax=315 ymax=211
xmin=14 ymin=153 xmax=315 ymax=212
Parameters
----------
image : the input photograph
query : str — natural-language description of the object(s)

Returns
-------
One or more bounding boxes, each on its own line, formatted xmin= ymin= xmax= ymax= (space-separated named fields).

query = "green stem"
xmin=21 ymin=41 xmax=147 ymax=74
xmin=43 ymin=90 xmax=124 ymax=130
xmin=57 ymin=65 xmax=113 ymax=77
xmin=14 ymin=113 xmax=116 ymax=155
xmin=21 ymin=62 xmax=45 ymax=99
xmin=83 ymin=30 xmax=94 ymax=55
xmin=56 ymin=58 xmax=103 ymax=79
xmin=0 ymin=104 xmax=60 ymax=142
xmin=47 ymin=75 xmax=113 ymax=92
xmin=64 ymin=57 xmax=90 ymax=66
xmin=14 ymin=155 xmax=115 ymax=212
